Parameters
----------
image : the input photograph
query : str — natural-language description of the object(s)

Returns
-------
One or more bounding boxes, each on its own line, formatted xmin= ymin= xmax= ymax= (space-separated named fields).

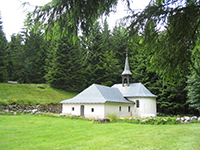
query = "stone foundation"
xmin=0 ymin=104 xmax=62 ymax=114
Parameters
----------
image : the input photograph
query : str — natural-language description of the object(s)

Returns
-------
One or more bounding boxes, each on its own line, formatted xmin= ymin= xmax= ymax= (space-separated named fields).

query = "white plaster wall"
xmin=62 ymin=104 xmax=81 ymax=116
xmin=62 ymin=104 xmax=105 ymax=118
xmin=128 ymin=97 xmax=157 ymax=117
xmin=84 ymin=104 xmax=105 ymax=118
xmin=104 ymin=102 xmax=134 ymax=117
xmin=62 ymin=102 xmax=137 ymax=118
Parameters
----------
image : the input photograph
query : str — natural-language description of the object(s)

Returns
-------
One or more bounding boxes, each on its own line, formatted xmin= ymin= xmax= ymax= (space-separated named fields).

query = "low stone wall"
xmin=0 ymin=104 xmax=62 ymax=114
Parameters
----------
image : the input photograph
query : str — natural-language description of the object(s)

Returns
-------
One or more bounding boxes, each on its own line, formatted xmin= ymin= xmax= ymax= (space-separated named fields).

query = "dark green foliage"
xmin=82 ymin=21 xmax=122 ymax=87
xmin=110 ymin=26 xmax=128 ymax=71
xmin=187 ymin=38 xmax=200 ymax=113
xmin=25 ymin=0 xmax=118 ymax=40
xmin=127 ymin=0 xmax=200 ymax=80
xmin=7 ymin=34 xmax=24 ymax=81
xmin=20 ymin=30 xmax=48 ymax=83
xmin=155 ymin=78 xmax=189 ymax=114
xmin=128 ymin=34 xmax=189 ymax=115
xmin=0 ymin=15 xmax=8 ymax=82
xmin=82 ymin=21 xmax=105 ymax=86
xmin=187 ymin=69 xmax=200 ymax=112
xmin=121 ymin=116 xmax=181 ymax=125
xmin=45 ymin=36 xmax=84 ymax=91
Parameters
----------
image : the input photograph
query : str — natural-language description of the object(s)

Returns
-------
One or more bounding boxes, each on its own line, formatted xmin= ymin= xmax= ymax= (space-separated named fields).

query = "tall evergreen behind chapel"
xmin=0 ymin=15 xmax=8 ymax=82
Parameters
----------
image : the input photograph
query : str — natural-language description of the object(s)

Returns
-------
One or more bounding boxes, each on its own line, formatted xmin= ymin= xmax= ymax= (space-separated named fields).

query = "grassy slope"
xmin=0 ymin=83 xmax=77 ymax=105
xmin=0 ymin=114 xmax=200 ymax=150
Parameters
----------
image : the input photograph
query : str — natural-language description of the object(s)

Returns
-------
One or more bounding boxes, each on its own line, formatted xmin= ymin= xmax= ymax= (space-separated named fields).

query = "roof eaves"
xmin=106 ymin=100 xmax=134 ymax=104
xmin=124 ymin=95 xmax=157 ymax=98
xmin=60 ymin=101 xmax=106 ymax=104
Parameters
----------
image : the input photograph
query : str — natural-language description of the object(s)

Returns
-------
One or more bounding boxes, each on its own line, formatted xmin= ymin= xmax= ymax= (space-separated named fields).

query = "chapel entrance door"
xmin=80 ymin=105 xmax=84 ymax=117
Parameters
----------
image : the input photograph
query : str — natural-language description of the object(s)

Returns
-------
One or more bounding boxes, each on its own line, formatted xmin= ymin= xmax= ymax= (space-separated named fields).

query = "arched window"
xmin=136 ymin=100 xmax=139 ymax=108
xmin=124 ymin=78 xmax=128 ymax=84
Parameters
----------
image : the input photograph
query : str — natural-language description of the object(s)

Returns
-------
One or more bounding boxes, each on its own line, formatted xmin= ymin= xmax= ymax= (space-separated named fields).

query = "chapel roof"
xmin=60 ymin=84 xmax=134 ymax=104
xmin=112 ymin=83 xmax=157 ymax=98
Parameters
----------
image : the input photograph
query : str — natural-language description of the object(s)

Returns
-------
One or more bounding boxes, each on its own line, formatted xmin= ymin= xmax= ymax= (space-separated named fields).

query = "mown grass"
xmin=0 ymin=114 xmax=200 ymax=150
xmin=0 ymin=83 xmax=77 ymax=105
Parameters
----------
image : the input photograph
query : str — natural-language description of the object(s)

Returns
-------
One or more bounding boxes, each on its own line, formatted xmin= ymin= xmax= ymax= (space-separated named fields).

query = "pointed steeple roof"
xmin=122 ymin=54 xmax=132 ymax=75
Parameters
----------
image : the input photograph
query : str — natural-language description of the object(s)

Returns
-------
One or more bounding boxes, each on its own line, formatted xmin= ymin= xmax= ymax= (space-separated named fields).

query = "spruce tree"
xmin=82 ymin=21 xmax=121 ymax=86
xmin=128 ymin=33 xmax=189 ymax=114
xmin=82 ymin=21 xmax=104 ymax=86
xmin=128 ymin=0 xmax=200 ymax=80
xmin=187 ymin=72 xmax=200 ymax=113
xmin=110 ymin=26 xmax=128 ymax=71
xmin=187 ymin=39 xmax=200 ymax=113
xmin=45 ymin=36 xmax=84 ymax=91
xmin=7 ymin=33 xmax=24 ymax=81
xmin=0 ymin=14 xmax=7 ymax=82
xmin=20 ymin=30 xmax=47 ymax=83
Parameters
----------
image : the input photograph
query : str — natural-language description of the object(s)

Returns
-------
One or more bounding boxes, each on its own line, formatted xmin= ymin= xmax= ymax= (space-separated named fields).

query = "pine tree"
xmin=25 ymin=0 xmax=118 ymax=40
xmin=110 ymin=26 xmax=128 ymax=71
xmin=128 ymin=34 xmax=189 ymax=114
xmin=0 ymin=14 xmax=8 ymax=82
xmin=187 ymin=38 xmax=200 ymax=113
xmin=128 ymin=0 xmax=200 ymax=80
xmin=45 ymin=36 xmax=84 ymax=91
xmin=82 ymin=21 xmax=104 ymax=86
xmin=82 ymin=21 xmax=121 ymax=86
xmin=7 ymin=33 xmax=24 ymax=81
xmin=187 ymin=72 xmax=200 ymax=113
xmin=20 ymin=30 xmax=47 ymax=83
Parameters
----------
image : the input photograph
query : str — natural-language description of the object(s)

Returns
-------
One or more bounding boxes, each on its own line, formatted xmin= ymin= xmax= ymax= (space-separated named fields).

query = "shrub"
xmin=0 ymin=99 xmax=9 ymax=105
xmin=107 ymin=113 xmax=120 ymax=122
xmin=92 ymin=118 xmax=110 ymax=123
xmin=121 ymin=117 xmax=142 ymax=124
xmin=120 ymin=116 xmax=183 ymax=125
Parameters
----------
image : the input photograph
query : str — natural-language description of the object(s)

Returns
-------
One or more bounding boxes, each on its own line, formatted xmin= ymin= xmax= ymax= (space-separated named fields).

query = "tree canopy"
xmin=25 ymin=0 xmax=118 ymax=40
xmin=25 ymin=0 xmax=200 ymax=80
xmin=127 ymin=0 xmax=200 ymax=80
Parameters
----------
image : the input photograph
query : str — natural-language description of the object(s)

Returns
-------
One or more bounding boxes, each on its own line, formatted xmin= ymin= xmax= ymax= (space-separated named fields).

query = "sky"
xmin=0 ymin=0 xmax=150 ymax=42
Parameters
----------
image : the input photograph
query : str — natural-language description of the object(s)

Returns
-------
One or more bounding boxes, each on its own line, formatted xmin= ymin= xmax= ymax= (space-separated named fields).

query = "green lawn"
xmin=0 ymin=114 xmax=200 ymax=150
xmin=0 ymin=83 xmax=77 ymax=105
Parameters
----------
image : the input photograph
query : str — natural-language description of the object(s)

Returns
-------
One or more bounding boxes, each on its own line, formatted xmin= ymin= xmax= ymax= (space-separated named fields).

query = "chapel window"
xmin=119 ymin=106 xmax=121 ymax=111
xmin=136 ymin=100 xmax=139 ymax=108
xmin=72 ymin=107 xmax=74 ymax=111
xmin=128 ymin=106 xmax=131 ymax=112
xmin=91 ymin=108 xmax=94 ymax=112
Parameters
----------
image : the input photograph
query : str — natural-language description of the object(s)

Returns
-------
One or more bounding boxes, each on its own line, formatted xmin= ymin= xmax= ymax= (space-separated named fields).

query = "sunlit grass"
xmin=0 ymin=114 xmax=200 ymax=150
xmin=0 ymin=83 xmax=77 ymax=105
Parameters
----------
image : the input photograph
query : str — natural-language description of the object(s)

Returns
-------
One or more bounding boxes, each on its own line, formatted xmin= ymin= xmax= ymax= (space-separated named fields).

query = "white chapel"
xmin=60 ymin=54 xmax=157 ymax=118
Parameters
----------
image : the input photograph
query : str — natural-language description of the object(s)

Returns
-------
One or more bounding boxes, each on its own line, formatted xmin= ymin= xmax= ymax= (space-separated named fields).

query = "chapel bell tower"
xmin=122 ymin=53 xmax=132 ymax=86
